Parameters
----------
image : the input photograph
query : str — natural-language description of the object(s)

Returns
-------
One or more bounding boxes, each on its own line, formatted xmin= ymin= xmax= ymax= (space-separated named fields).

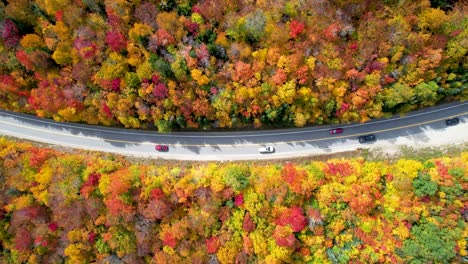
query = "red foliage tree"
xmin=364 ymin=61 xmax=383 ymax=74
xmin=15 ymin=50 xmax=33 ymax=70
xmin=162 ymin=232 xmax=177 ymax=248
xmin=272 ymin=225 xmax=297 ymax=248
xmin=103 ymin=171 xmax=136 ymax=220
xmin=1 ymin=19 xmax=20 ymax=47
xmin=206 ymin=236 xmax=220 ymax=254
xmin=139 ymin=187 xmax=173 ymax=220
xmin=434 ymin=160 xmax=449 ymax=179
xmin=106 ymin=11 xmax=126 ymax=32
xmin=192 ymin=97 xmax=211 ymax=117
xmin=110 ymin=78 xmax=121 ymax=92
xmin=55 ymin=10 xmax=63 ymax=21
xmin=28 ymin=77 xmax=75 ymax=116
xmin=336 ymin=102 xmax=350 ymax=116
xmin=133 ymin=1 xmax=158 ymax=28
xmin=289 ymin=20 xmax=305 ymax=39
xmin=10 ymin=206 xmax=48 ymax=228
xmin=322 ymin=23 xmax=340 ymax=41
xmin=275 ymin=206 xmax=307 ymax=232
xmin=72 ymin=61 xmax=94 ymax=83
xmin=48 ymin=222 xmax=58 ymax=232
xmin=349 ymin=42 xmax=358 ymax=50
xmin=295 ymin=65 xmax=309 ymax=85
xmin=282 ymin=163 xmax=306 ymax=194
xmin=139 ymin=199 xmax=172 ymax=221
xmin=243 ymin=212 xmax=255 ymax=232
xmin=325 ymin=161 xmax=354 ymax=178
xmin=50 ymin=199 xmax=86 ymax=231
xmin=105 ymin=31 xmax=127 ymax=52
xmin=0 ymin=74 xmax=22 ymax=94
xmin=14 ymin=228 xmax=32 ymax=251
xmin=148 ymin=29 xmax=175 ymax=52
xmin=28 ymin=148 xmax=53 ymax=169
xmin=80 ymin=173 xmax=101 ymax=198
xmin=185 ymin=21 xmax=199 ymax=35
xmin=272 ymin=68 xmax=287 ymax=85
xmin=88 ymin=231 xmax=96 ymax=243
xmin=105 ymin=196 xmax=135 ymax=217
xmin=234 ymin=193 xmax=244 ymax=207
xmin=196 ymin=44 xmax=210 ymax=67
xmin=232 ymin=61 xmax=253 ymax=84
xmin=73 ymin=36 xmax=97 ymax=59
xmin=102 ymin=103 xmax=113 ymax=118
xmin=196 ymin=0 xmax=231 ymax=23
xmin=151 ymin=188 xmax=165 ymax=200
xmin=343 ymin=184 xmax=382 ymax=215
xmin=153 ymin=82 xmax=168 ymax=99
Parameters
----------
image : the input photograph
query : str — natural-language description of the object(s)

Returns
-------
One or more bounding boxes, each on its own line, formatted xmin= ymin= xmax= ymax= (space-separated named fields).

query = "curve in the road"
xmin=0 ymin=102 xmax=467 ymax=160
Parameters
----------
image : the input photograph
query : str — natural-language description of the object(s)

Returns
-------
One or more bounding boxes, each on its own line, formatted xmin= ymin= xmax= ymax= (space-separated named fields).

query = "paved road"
xmin=0 ymin=102 xmax=467 ymax=160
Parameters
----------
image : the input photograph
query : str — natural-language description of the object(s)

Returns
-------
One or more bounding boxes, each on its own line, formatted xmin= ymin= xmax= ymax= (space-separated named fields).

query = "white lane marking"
xmin=2 ymin=123 xmax=467 ymax=161
xmin=1 ymin=112 xmax=466 ymax=147
xmin=0 ymin=102 xmax=466 ymax=138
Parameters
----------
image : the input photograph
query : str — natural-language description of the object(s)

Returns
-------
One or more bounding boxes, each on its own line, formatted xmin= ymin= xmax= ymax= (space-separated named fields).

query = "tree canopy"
xmin=0 ymin=0 xmax=466 ymax=131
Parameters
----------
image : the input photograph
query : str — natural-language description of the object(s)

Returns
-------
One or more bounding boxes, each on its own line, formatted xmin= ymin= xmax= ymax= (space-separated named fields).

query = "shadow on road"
xmin=0 ymin=106 xmax=466 ymax=157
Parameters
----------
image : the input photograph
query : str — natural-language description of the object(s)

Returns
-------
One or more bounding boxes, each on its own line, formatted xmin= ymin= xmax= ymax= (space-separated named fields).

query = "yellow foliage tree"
xmin=294 ymin=112 xmax=307 ymax=127
xmin=277 ymin=80 xmax=296 ymax=104
xmin=244 ymin=190 xmax=267 ymax=217
xmin=249 ymin=229 xmax=270 ymax=258
xmin=127 ymin=43 xmax=147 ymax=66
xmin=95 ymin=52 xmax=128 ymax=81
xmin=63 ymin=229 xmax=93 ymax=263
xmin=52 ymin=42 xmax=73 ymax=65
xmin=216 ymin=234 xmax=242 ymax=264
xmin=58 ymin=107 xmax=82 ymax=122
xmin=394 ymin=159 xmax=423 ymax=181
xmin=191 ymin=68 xmax=210 ymax=86
xmin=156 ymin=11 xmax=185 ymax=41
xmin=20 ymin=34 xmax=45 ymax=49
xmin=332 ymin=81 xmax=348 ymax=98
xmin=265 ymin=238 xmax=293 ymax=263
xmin=34 ymin=0 xmax=71 ymax=17
xmin=64 ymin=243 xmax=86 ymax=263
xmin=128 ymin=23 xmax=153 ymax=44
xmin=418 ymin=8 xmax=449 ymax=32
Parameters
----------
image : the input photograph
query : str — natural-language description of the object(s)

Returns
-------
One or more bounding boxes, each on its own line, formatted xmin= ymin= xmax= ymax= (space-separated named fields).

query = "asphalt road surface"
xmin=0 ymin=102 xmax=467 ymax=160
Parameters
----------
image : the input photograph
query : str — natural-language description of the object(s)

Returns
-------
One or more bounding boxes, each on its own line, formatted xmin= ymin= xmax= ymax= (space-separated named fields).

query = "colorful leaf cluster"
xmin=0 ymin=137 xmax=467 ymax=263
xmin=0 ymin=1 xmax=466 ymax=130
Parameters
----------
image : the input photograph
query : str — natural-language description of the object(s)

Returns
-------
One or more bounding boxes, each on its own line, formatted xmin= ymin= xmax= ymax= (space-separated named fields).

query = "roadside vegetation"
xmin=1 ymin=137 xmax=466 ymax=263
xmin=0 ymin=0 xmax=466 ymax=131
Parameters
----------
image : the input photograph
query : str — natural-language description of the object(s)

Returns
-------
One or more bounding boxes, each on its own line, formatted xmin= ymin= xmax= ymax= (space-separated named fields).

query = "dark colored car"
xmin=155 ymin=145 xmax=169 ymax=152
xmin=445 ymin=117 xmax=459 ymax=126
xmin=358 ymin=134 xmax=376 ymax=143
xmin=329 ymin=128 xmax=344 ymax=135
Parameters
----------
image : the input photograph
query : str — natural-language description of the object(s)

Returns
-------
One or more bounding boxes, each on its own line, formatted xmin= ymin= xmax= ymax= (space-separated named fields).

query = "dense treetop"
xmin=0 ymin=138 xmax=467 ymax=263
xmin=0 ymin=0 xmax=466 ymax=131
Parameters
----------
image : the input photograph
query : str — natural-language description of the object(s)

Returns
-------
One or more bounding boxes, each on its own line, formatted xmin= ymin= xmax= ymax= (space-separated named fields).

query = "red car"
xmin=329 ymin=128 xmax=344 ymax=135
xmin=155 ymin=145 xmax=169 ymax=152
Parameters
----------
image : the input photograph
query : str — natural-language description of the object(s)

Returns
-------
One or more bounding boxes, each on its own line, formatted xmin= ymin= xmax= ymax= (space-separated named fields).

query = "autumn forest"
xmin=1 ymin=0 xmax=468 ymax=263
xmin=0 ymin=0 xmax=466 ymax=131
xmin=1 ymin=138 xmax=467 ymax=263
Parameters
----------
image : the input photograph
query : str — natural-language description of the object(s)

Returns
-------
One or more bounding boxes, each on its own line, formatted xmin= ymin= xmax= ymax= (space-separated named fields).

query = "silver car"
xmin=258 ymin=146 xmax=275 ymax=153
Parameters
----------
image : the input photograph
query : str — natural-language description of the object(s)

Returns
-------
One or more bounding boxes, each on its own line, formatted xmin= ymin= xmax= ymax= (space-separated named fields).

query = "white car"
xmin=258 ymin=146 xmax=275 ymax=153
